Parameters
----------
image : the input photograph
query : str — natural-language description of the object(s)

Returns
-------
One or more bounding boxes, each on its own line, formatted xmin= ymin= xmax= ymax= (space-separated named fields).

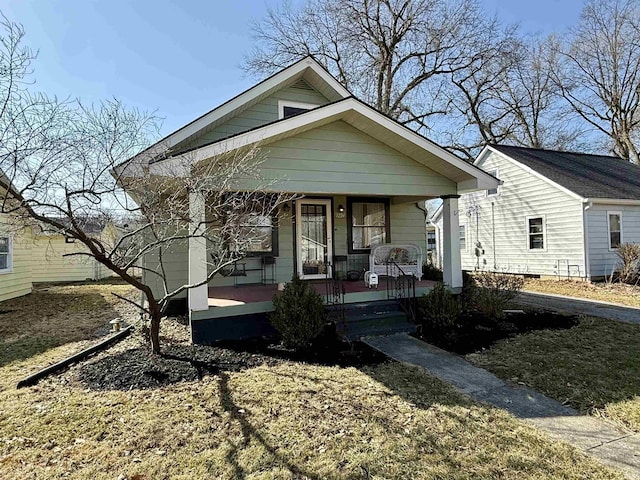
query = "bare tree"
xmin=0 ymin=18 xmax=292 ymax=354
xmin=553 ymin=0 xmax=640 ymax=163
xmin=245 ymin=0 xmax=490 ymax=134
xmin=446 ymin=32 xmax=586 ymax=159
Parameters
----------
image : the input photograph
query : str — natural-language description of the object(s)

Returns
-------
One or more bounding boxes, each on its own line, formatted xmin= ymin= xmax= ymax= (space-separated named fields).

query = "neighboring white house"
xmin=29 ymin=219 xmax=119 ymax=283
xmin=432 ymin=145 xmax=640 ymax=280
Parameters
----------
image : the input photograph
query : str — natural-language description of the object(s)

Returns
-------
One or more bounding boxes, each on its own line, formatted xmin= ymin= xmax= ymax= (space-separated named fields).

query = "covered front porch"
xmin=206 ymin=278 xmax=438 ymax=309
xmin=188 ymin=193 xmax=464 ymax=321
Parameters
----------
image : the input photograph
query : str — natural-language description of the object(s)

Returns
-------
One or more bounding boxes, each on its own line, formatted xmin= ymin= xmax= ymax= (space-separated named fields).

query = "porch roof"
xmin=151 ymin=97 xmax=499 ymax=194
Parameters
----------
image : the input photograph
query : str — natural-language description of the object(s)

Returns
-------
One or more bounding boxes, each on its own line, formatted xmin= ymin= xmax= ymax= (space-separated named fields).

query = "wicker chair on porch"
xmin=369 ymin=244 xmax=422 ymax=280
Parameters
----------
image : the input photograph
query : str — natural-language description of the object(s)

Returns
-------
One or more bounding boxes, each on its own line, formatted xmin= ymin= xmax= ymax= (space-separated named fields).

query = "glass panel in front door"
xmin=301 ymin=204 xmax=328 ymax=275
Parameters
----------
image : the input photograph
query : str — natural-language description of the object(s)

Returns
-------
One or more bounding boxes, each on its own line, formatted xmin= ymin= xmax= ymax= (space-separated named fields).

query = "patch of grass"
xmin=0 ymin=283 xmax=135 ymax=366
xmin=524 ymin=279 xmax=640 ymax=308
xmin=468 ymin=316 xmax=640 ymax=431
xmin=0 ymin=360 xmax=625 ymax=479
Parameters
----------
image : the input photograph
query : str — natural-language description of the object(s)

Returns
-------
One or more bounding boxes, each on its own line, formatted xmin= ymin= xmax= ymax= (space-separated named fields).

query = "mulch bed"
xmin=49 ymin=319 xmax=385 ymax=391
xmin=417 ymin=310 xmax=579 ymax=355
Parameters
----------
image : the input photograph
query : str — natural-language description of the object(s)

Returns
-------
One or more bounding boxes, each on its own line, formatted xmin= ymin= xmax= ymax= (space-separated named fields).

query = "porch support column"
xmin=440 ymin=194 xmax=463 ymax=290
xmin=188 ymin=189 xmax=208 ymax=312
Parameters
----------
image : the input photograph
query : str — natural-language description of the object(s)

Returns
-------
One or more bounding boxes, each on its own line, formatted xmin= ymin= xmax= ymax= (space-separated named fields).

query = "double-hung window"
xmin=348 ymin=198 xmax=390 ymax=253
xmin=608 ymin=212 xmax=622 ymax=250
xmin=0 ymin=236 xmax=11 ymax=273
xmin=527 ymin=216 xmax=545 ymax=250
xmin=459 ymin=225 xmax=466 ymax=250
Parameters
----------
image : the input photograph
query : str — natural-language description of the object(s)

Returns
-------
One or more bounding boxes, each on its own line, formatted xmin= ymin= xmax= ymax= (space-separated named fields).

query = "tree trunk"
xmin=149 ymin=312 xmax=161 ymax=354
xmin=147 ymin=297 xmax=163 ymax=354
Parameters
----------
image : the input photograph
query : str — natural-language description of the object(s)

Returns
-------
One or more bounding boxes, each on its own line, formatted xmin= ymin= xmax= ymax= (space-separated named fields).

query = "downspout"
xmin=416 ymin=201 xmax=429 ymax=256
xmin=491 ymin=201 xmax=496 ymax=271
xmin=583 ymin=201 xmax=592 ymax=281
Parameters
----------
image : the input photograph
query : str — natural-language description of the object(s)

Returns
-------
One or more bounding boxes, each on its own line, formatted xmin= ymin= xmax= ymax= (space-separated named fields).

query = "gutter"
xmin=582 ymin=198 xmax=640 ymax=206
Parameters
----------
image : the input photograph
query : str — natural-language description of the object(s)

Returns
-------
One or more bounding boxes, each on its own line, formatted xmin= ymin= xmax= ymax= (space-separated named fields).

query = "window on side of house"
xmin=278 ymin=100 xmax=319 ymax=119
xmin=486 ymin=169 xmax=499 ymax=196
xmin=459 ymin=225 xmax=466 ymax=250
xmin=0 ymin=236 xmax=12 ymax=273
xmin=348 ymin=198 xmax=390 ymax=253
xmin=608 ymin=212 xmax=622 ymax=250
xmin=527 ymin=216 xmax=545 ymax=250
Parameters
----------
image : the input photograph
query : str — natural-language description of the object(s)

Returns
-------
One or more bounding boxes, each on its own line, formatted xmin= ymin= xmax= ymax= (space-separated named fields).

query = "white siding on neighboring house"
xmin=586 ymin=204 xmax=640 ymax=278
xmin=446 ymin=150 xmax=587 ymax=278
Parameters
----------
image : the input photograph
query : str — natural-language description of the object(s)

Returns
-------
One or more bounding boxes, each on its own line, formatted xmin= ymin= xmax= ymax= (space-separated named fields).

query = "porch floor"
xmin=207 ymin=279 xmax=437 ymax=307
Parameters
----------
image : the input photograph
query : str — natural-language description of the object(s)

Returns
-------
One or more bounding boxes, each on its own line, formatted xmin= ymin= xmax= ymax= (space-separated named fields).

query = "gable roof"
xmin=119 ymin=56 xmax=351 ymax=171
xmin=150 ymin=96 xmax=500 ymax=192
xmin=486 ymin=145 xmax=640 ymax=201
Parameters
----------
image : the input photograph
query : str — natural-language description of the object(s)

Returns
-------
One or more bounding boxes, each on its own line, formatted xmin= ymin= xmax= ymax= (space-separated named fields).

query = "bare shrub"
xmin=473 ymin=272 xmax=524 ymax=319
xmin=419 ymin=282 xmax=462 ymax=332
xmin=616 ymin=243 xmax=640 ymax=285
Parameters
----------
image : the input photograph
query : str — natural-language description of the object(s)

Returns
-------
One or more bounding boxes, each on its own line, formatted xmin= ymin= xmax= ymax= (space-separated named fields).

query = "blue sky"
xmin=0 ymin=0 xmax=584 ymax=137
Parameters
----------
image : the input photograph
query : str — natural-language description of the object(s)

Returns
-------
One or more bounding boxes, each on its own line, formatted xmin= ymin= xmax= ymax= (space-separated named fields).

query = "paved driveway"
xmin=518 ymin=291 xmax=640 ymax=324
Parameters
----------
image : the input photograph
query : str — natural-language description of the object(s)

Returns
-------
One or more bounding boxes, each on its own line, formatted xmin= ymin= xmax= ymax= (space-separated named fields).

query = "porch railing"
xmin=385 ymin=261 xmax=418 ymax=324
xmin=324 ymin=263 xmax=346 ymax=334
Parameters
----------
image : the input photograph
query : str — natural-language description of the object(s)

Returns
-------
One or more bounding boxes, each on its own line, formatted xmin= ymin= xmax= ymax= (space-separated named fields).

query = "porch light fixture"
xmin=281 ymin=203 xmax=291 ymax=213
xmin=337 ymin=204 xmax=345 ymax=213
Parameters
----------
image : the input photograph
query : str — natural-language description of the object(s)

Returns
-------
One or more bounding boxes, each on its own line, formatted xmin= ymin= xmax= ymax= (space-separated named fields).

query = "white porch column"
xmin=188 ymin=189 xmax=209 ymax=312
xmin=440 ymin=194 xmax=463 ymax=290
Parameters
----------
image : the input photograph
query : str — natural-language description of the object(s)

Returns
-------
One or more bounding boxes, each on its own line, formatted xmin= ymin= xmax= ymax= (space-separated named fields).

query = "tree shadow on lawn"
xmin=0 ymin=291 xmax=120 ymax=367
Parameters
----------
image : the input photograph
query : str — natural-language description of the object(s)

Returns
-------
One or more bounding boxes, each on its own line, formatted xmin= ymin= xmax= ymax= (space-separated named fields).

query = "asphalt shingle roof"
xmin=490 ymin=145 xmax=640 ymax=200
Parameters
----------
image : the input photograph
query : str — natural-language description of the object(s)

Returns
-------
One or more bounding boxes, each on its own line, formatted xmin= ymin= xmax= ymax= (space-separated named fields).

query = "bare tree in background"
xmin=245 ymin=0 xmax=490 ymax=135
xmin=446 ymin=34 xmax=586 ymax=158
xmin=554 ymin=0 xmax=640 ymax=163
xmin=0 ymin=17 xmax=292 ymax=354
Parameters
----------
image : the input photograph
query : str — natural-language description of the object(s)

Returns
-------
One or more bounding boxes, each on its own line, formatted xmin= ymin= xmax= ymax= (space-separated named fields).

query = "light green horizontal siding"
xmin=256 ymin=121 xmax=455 ymax=196
xmin=0 ymin=227 xmax=32 ymax=302
xmin=181 ymin=82 xmax=331 ymax=152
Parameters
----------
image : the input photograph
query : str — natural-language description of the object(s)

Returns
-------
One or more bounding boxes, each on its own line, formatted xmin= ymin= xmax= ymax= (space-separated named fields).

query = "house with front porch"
xmin=118 ymin=57 xmax=498 ymax=343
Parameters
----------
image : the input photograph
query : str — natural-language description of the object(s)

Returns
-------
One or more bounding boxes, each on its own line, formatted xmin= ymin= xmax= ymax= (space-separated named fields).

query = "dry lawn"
xmin=524 ymin=279 xmax=640 ymax=308
xmin=469 ymin=315 xmax=640 ymax=432
xmin=0 ymin=283 xmax=627 ymax=479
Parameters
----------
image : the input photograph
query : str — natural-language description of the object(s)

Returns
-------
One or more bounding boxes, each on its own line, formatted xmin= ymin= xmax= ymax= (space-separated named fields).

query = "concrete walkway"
xmin=363 ymin=333 xmax=640 ymax=480
xmin=518 ymin=291 xmax=640 ymax=324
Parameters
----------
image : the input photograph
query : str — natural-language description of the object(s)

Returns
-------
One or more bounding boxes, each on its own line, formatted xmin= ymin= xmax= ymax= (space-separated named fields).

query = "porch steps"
xmin=329 ymin=300 xmax=417 ymax=341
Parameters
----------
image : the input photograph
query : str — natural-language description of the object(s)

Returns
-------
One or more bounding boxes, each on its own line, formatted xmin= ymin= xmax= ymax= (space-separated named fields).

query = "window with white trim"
xmin=459 ymin=225 xmax=466 ymax=250
xmin=608 ymin=212 xmax=622 ymax=249
xmin=0 ymin=236 xmax=11 ymax=273
xmin=278 ymin=100 xmax=320 ymax=119
xmin=486 ymin=169 xmax=499 ymax=196
xmin=527 ymin=216 xmax=545 ymax=250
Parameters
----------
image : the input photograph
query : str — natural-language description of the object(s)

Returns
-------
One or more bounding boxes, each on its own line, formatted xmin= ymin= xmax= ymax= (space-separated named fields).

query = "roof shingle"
xmin=490 ymin=145 xmax=640 ymax=200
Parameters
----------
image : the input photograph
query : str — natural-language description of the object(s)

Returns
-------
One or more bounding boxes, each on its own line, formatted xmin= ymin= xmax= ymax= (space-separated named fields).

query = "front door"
xmin=296 ymin=199 xmax=333 ymax=280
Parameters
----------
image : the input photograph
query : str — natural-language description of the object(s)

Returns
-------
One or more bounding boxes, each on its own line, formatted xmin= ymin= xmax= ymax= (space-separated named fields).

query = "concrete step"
xmin=343 ymin=323 xmax=417 ymax=341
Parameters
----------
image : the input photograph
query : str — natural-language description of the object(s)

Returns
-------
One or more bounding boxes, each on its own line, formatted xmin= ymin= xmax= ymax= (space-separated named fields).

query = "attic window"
xmin=486 ymin=169 xmax=499 ymax=196
xmin=278 ymin=100 xmax=319 ymax=119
